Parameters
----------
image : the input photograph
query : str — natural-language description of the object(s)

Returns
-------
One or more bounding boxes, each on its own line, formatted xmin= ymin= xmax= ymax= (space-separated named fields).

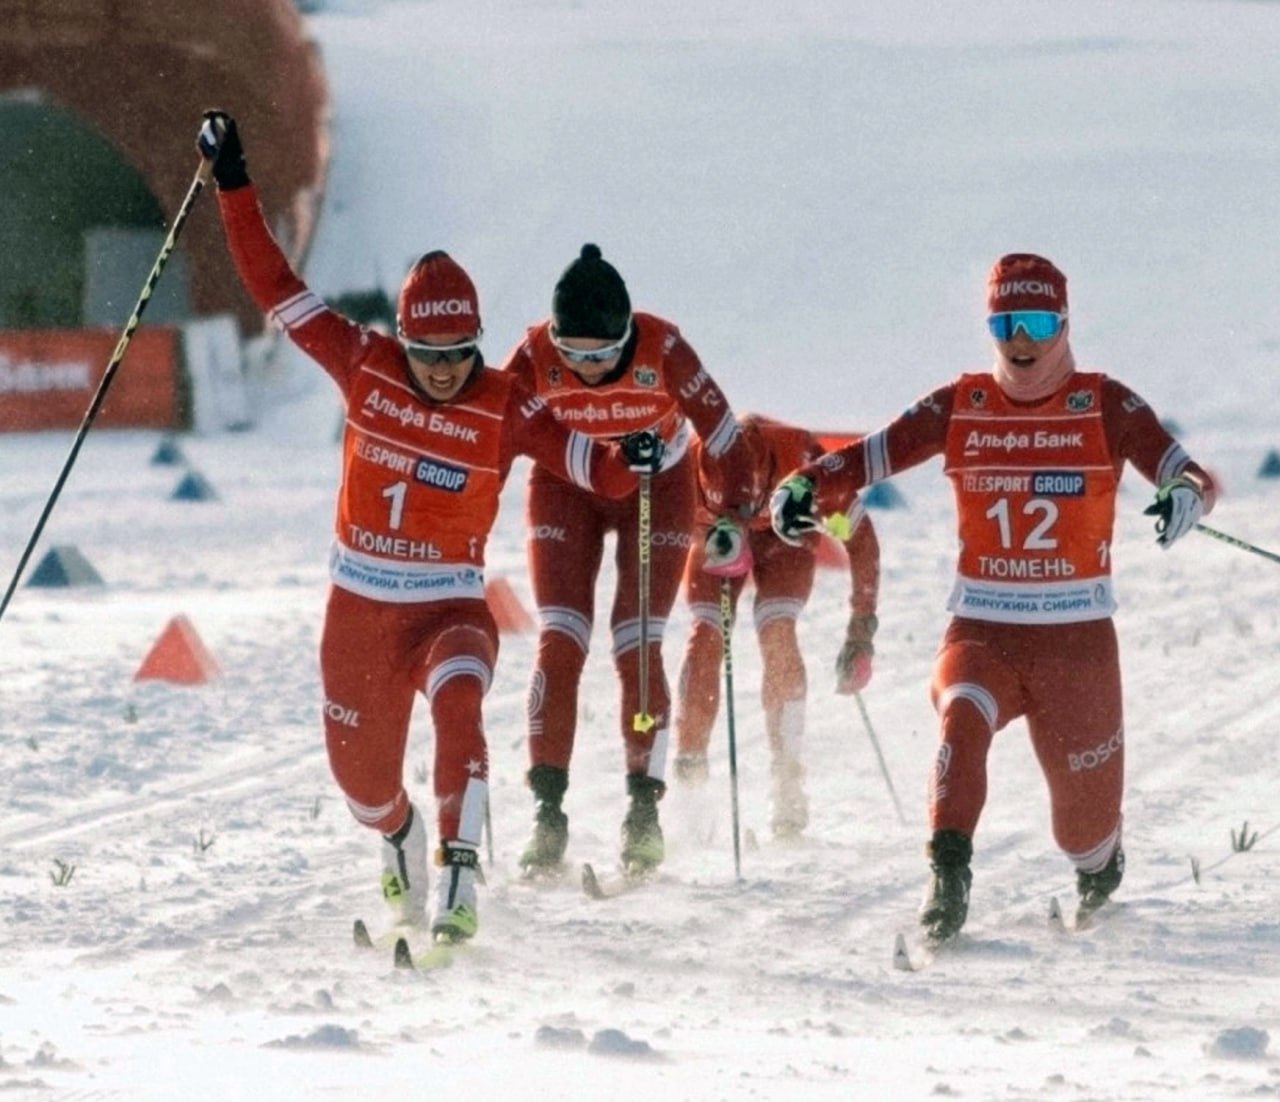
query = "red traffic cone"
xmin=485 ymin=577 xmax=535 ymax=634
xmin=134 ymin=615 xmax=220 ymax=685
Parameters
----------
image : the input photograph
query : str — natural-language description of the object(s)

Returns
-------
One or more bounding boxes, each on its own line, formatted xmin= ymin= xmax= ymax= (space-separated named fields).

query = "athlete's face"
xmin=402 ymin=331 xmax=478 ymax=401
xmin=996 ymin=328 xmax=1054 ymax=370
xmin=988 ymin=312 xmax=1068 ymax=369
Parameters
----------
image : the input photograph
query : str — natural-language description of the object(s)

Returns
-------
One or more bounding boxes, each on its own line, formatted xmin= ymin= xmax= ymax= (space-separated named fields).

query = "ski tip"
xmin=581 ymin=861 xmax=656 ymax=899
xmin=393 ymin=936 xmax=414 ymax=970
xmin=415 ymin=941 xmax=461 ymax=970
xmin=893 ymin=928 xmax=952 ymax=970
xmin=353 ymin=918 xmax=374 ymax=949
xmin=1048 ymin=895 xmax=1066 ymax=932
xmin=892 ymin=932 xmax=913 ymax=971
xmin=890 ymin=931 xmax=911 ymax=967
xmin=519 ymin=862 xmax=567 ymax=886
xmin=1074 ymin=900 xmax=1105 ymax=930
xmin=581 ymin=862 xmax=605 ymax=900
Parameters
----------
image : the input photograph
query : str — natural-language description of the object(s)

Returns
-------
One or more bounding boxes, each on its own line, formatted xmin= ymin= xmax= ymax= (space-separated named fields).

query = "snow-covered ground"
xmin=3 ymin=1 xmax=1280 ymax=1098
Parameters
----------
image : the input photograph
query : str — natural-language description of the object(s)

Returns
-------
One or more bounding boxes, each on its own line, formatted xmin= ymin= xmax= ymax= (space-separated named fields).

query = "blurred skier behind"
xmin=673 ymin=413 xmax=880 ymax=840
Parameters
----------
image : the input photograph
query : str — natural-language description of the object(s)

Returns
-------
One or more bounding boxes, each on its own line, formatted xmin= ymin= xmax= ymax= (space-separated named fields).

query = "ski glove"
xmin=619 ymin=430 xmax=665 ymax=474
xmin=770 ymin=475 xmax=819 ymax=546
xmin=197 ymin=110 xmax=250 ymax=191
xmin=835 ymin=613 xmax=877 ymax=695
xmin=703 ymin=516 xmax=753 ymax=577
xmin=1143 ymin=474 xmax=1204 ymax=549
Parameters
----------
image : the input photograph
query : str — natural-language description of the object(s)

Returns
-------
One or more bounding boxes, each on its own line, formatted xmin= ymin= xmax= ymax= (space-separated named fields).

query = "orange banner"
xmin=814 ymin=430 xmax=863 ymax=454
xmin=0 ymin=328 xmax=185 ymax=432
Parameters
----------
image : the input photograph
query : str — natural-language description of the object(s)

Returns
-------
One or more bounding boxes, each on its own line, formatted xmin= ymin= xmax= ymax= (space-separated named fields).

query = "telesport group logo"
xmin=414 ymin=457 xmax=469 ymax=492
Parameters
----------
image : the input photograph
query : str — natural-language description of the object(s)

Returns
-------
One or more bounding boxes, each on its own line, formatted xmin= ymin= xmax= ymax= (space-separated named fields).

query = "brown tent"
xmin=0 ymin=0 xmax=328 ymax=335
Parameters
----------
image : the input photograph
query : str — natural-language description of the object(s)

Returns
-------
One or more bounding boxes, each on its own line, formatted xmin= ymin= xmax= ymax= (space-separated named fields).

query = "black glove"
xmin=197 ymin=110 xmax=250 ymax=190
xmin=769 ymin=475 xmax=819 ymax=546
xmin=619 ymin=430 xmax=665 ymax=474
xmin=702 ymin=517 xmax=752 ymax=577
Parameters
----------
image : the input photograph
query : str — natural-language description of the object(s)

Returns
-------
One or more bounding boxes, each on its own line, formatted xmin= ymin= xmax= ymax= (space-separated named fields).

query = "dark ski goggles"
xmin=402 ymin=339 xmax=479 ymax=365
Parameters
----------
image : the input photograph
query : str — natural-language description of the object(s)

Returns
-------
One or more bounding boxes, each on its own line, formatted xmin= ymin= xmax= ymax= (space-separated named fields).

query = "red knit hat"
xmin=397 ymin=251 xmax=481 ymax=341
xmin=986 ymin=253 xmax=1068 ymax=314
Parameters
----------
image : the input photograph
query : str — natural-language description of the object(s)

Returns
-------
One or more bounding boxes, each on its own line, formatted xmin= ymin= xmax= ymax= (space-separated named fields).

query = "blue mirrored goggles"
xmin=987 ymin=311 xmax=1067 ymax=342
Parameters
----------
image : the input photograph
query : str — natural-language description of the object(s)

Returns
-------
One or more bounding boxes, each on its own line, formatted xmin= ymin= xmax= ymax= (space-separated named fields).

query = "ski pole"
xmin=633 ymin=472 xmax=655 ymax=734
xmin=1194 ymin=523 xmax=1280 ymax=566
xmin=0 ymin=156 xmax=215 ymax=626
xmin=720 ymin=577 xmax=743 ymax=880
xmin=854 ymin=691 xmax=907 ymax=826
xmin=484 ymin=793 xmax=495 ymax=869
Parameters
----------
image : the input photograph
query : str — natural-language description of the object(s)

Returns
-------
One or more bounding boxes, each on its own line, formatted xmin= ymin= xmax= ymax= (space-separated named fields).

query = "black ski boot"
xmin=620 ymin=774 xmax=665 ymax=876
xmin=919 ymin=829 xmax=973 ymax=944
xmin=1076 ymin=845 xmax=1124 ymax=921
xmin=519 ymin=765 xmax=569 ymax=877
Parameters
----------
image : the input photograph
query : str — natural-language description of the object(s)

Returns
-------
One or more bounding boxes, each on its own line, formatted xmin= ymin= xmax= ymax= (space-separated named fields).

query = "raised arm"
xmin=197 ymin=111 xmax=371 ymax=392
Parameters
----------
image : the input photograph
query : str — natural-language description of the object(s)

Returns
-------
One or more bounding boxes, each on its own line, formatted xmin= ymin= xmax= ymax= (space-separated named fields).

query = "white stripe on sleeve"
xmin=1156 ymin=441 xmax=1190 ymax=486
xmin=703 ymin=411 xmax=740 ymax=458
xmin=270 ymin=289 xmax=327 ymax=332
xmin=864 ymin=429 xmax=891 ymax=484
xmin=565 ymin=431 xmax=594 ymax=489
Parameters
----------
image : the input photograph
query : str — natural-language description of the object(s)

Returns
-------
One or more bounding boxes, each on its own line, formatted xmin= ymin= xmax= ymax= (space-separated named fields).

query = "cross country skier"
xmin=503 ymin=245 xmax=756 ymax=879
xmin=197 ymin=112 xmax=650 ymax=944
xmin=770 ymin=253 xmax=1217 ymax=941
xmin=673 ymin=413 xmax=880 ymax=839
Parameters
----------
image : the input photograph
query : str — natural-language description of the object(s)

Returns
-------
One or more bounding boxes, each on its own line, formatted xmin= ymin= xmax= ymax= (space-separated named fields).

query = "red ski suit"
xmin=217 ymin=186 xmax=635 ymax=843
xmin=792 ymin=372 xmax=1216 ymax=871
xmin=676 ymin=416 xmax=880 ymax=768
xmin=502 ymin=316 xmax=754 ymax=780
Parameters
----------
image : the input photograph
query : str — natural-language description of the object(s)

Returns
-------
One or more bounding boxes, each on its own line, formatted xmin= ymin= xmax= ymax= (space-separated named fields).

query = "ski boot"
xmin=620 ymin=774 xmax=665 ymax=877
xmin=431 ymin=841 xmax=481 ymax=944
xmin=673 ymin=752 xmax=709 ymax=786
xmin=919 ymin=829 xmax=973 ymax=944
xmin=1076 ymin=844 xmax=1124 ymax=922
xmin=518 ymin=765 xmax=569 ymax=878
xmin=769 ymin=756 xmax=809 ymax=841
xmin=380 ymin=803 xmax=429 ymax=926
